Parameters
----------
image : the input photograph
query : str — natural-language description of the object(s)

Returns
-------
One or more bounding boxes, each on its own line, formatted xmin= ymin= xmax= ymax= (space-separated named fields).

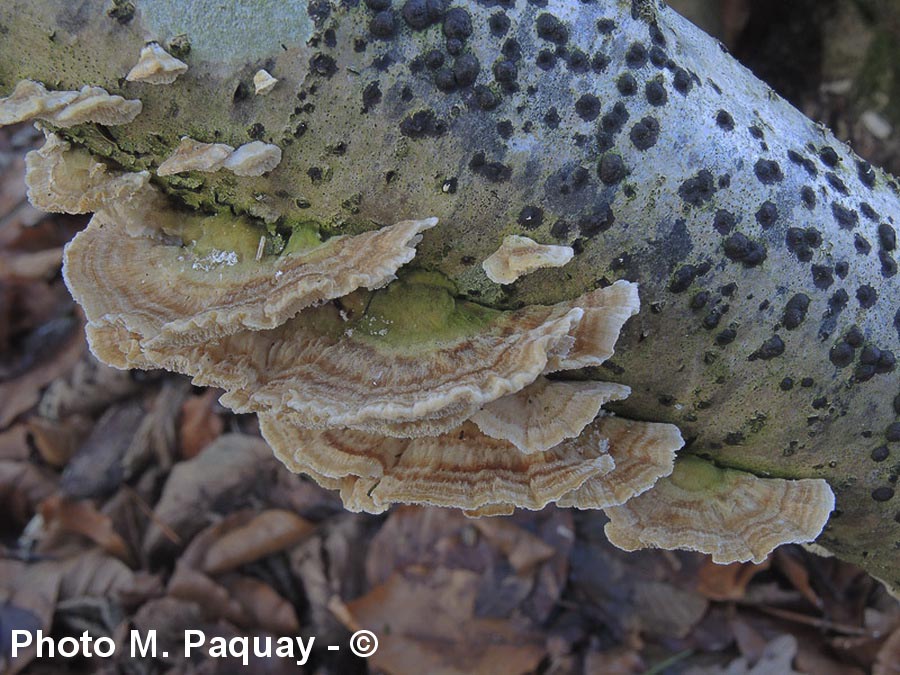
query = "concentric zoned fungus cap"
xmin=113 ymin=280 xmax=585 ymax=435
xmin=63 ymin=204 xmax=437 ymax=349
xmin=126 ymin=43 xmax=188 ymax=84
xmin=0 ymin=80 xmax=142 ymax=127
xmin=545 ymin=280 xmax=640 ymax=371
xmin=482 ymin=235 xmax=574 ymax=284
xmin=557 ymin=415 xmax=683 ymax=508
xmin=157 ymin=138 xmax=282 ymax=177
xmin=221 ymin=141 xmax=282 ymax=176
xmin=259 ymin=416 xmax=615 ymax=513
xmin=157 ymin=137 xmax=234 ymax=176
xmin=25 ymin=132 xmax=149 ymax=213
xmin=603 ymin=456 xmax=835 ymax=564
xmin=470 ymin=377 xmax=631 ymax=453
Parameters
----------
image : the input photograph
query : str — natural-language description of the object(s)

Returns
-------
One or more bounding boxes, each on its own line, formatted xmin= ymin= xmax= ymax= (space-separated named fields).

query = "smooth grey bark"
xmin=0 ymin=0 xmax=898 ymax=584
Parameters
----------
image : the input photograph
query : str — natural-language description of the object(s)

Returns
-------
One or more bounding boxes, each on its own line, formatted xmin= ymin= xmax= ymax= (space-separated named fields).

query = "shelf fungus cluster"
xmin=10 ymin=100 xmax=837 ymax=564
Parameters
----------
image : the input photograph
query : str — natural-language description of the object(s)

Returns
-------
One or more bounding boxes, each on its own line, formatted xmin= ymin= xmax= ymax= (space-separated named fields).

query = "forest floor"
xmin=1 ymin=2 xmax=899 ymax=674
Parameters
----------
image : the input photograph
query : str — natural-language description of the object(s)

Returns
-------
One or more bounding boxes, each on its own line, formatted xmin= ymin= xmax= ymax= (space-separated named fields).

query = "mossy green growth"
xmin=355 ymin=270 xmax=501 ymax=349
xmin=179 ymin=213 xmax=263 ymax=262
xmin=668 ymin=456 xmax=729 ymax=493
xmin=282 ymin=222 xmax=323 ymax=255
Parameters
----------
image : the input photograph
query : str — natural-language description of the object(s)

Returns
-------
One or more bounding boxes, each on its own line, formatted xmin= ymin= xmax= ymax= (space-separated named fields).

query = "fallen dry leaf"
xmin=344 ymin=565 xmax=546 ymax=675
xmin=142 ymin=434 xmax=281 ymax=560
xmin=697 ymin=558 xmax=769 ymax=601
xmin=222 ymin=575 xmax=301 ymax=635
xmin=473 ymin=517 xmax=556 ymax=574
xmin=874 ymin=623 xmax=900 ymax=675
xmin=27 ymin=413 xmax=91 ymax=467
xmin=202 ymin=509 xmax=314 ymax=575
xmin=0 ymin=559 xmax=63 ymax=675
xmin=178 ymin=389 xmax=224 ymax=459
xmin=0 ymin=459 xmax=57 ymax=533
xmin=38 ymin=494 xmax=132 ymax=562
xmin=0 ymin=425 xmax=29 ymax=461
xmin=0 ymin=316 xmax=83 ymax=428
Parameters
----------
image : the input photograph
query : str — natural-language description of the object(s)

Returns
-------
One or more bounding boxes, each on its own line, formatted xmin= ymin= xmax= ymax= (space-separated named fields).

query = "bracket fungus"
xmin=470 ymin=377 xmax=631 ymax=454
xmin=482 ymin=235 xmax=574 ymax=285
xmin=604 ymin=456 xmax=836 ymax=564
xmin=157 ymin=138 xmax=282 ymax=177
xmin=126 ymin=43 xmax=188 ymax=84
xmin=25 ymin=132 xmax=149 ymax=214
xmin=260 ymin=417 xmax=616 ymax=513
xmin=253 ymin=69 xmax=278 ymax=95
xmin=0 ymin=80 xmax=141 ymax=127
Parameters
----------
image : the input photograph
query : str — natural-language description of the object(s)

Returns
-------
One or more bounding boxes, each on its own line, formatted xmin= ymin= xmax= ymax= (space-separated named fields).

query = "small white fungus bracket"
xmin=126 ymin=43 xmax=188 ymax=85
xmin=483 ymin=235 xmax=574 ymax=284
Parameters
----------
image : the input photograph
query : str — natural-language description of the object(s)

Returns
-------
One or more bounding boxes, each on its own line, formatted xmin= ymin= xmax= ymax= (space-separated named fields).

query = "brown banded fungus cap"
xmin=447 ymin=414 xmax=683 ymax=516
xmin=0 ymin=80 xmax=142 ymax=127
xmin=63 ymin=195 xmax=438 ymax=353
xmin=126 ymin=43 xmax=188 ymax=84
xmin=604 ymin=456 xmax=836 ymax=564
xmin=259 ymin=415 xmax=615 ymax=513
xmin=557 ymin=416 xmax=683 ymax=508
xmin=25 ymin=132 xmax=150 ymax=214
xmin=99 ymin=279 xmax=587 ymax=434
xmin=482 ymin=234 xmax=575 ymax=285
xmin=471 ymin=377 xmax=631 ymax=454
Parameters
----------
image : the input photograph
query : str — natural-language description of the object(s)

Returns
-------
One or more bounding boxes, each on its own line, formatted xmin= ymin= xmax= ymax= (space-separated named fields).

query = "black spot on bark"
xmin=713 ymin=209 xmax=736 ymax=235
xmin=750 ymin=335 xmax=785 ymax=361
xmin=401 ymin=0 xmax=443 ymax=29
xmin=831 ymin=203 xmax=858 ymax=230
xmin=754 ymin=159 xmax=783 ymax=184
xmin=857 ymin=160 xmax=876 ymax=188
xmin=617 ymin=73 xmax=638 ymax=96
xmin=811 ymin=264 xmax=834 ymax=289
xmin=673 ymin=67 xmax=692 ymax=94
xmin=469 ymin=152 xmax=511 ymax=182
xmin=310 ymin=53 xmax=337 ymax=77
xmin=578 ymin=202 xmax=615 ymax=237
xmin=715 ymin=109 xmax=734 ymax=130
xmin=591 ymin=52 xmax=610 ymax=73
xmin=645 ymin=80 xmax=667 ymax=106
xmin=575 ymin=94 xmax=601 ymax=121
xmin=856 ymin=284 xmax=877 ymax=309
xmin=598 ymin=154 xmax=627 ymax=185
xmin=723 ymin=233 xmax=766 ymax=267
xmin=670 ymin=265 xmax=697 ymax=293
xmin=443 ymin=7 xmax=472 ymax=39
xmin=399 ymin=109 xmax=446 ymax=138
xmin=489 ymin=11 xmax=510 ymax=36
xmin=362 ymin=81 xmax=382 ymax=111
xmin=536 ymin=49 xmax=557 ymax=70
xmin=625 ymin=42 xmax=648 ymax=68
xmin=787 ymin=149 xmax=817 ymax=176
xmin=369 ymin=10 xmax=397 ymax=38
xmin=543 ymin=107 xmax=561 ymax=129
xmin=518 ymin=205 xmax=544 ymax=230
xmin=829 ymin=342 xmax=854 ymax=367
xmin=678 ymin=170 xmax=716 ymax=206
xmin=800 ymin=185 xmax=816 ymax=210
xmin=855 ymin=233 xmax=871 ymax=255
xmin=826 ymin=172 xmax=848 ymax=194
xmin=755 ymin=201 xmax=778 ymax=228
xmin=872 ymin=446 xmax=889 ymax=462
xmin=819 ymin=146 xmax=839 ymax=167
xmin=872 ymin=487 xmax=895 ymax=502
xmin=536 ymin=13 xmax=568 ymax=44
xmin=629 ymin=116 xmax=660 ymax=150
xmin=782 ymin=294 xmax=810 ymax=330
